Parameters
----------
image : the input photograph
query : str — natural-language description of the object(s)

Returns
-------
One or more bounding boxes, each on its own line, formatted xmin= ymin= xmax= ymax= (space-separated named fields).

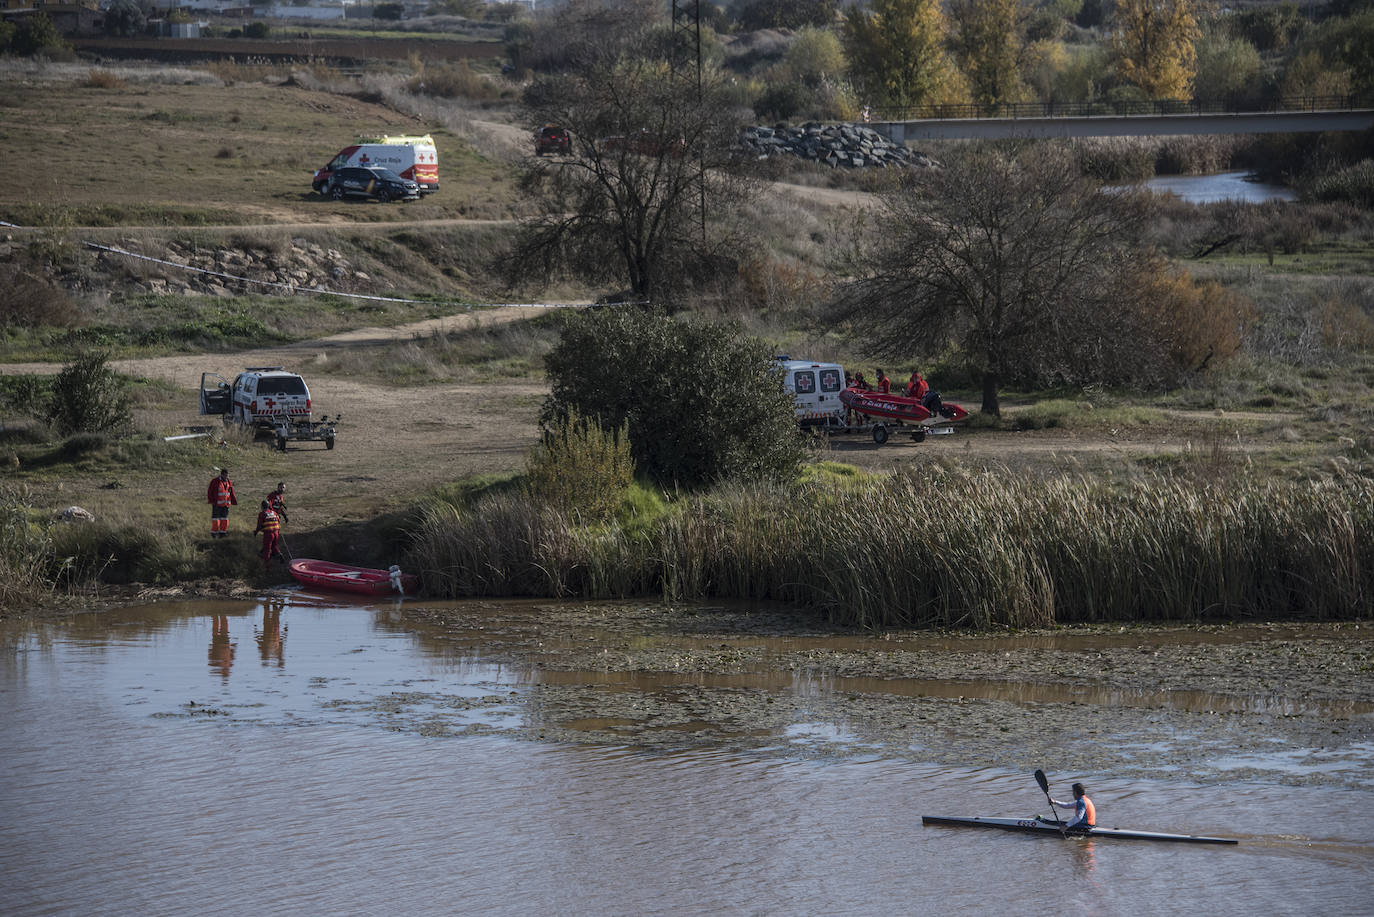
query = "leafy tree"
xmin=842 ymin=0 xmax=964 ymax=110
xmin=374 ymin=2 xmax=404 ymax=20
xmin=244 ymin=20 xmax=270 ymax=39
xmin=834 ymin=144 xmax=1156 ymax=415
xmin=1231 ymin=3 xmax=1302 ymax=53
xmin=1110 ymin=0 xmax=1200 ymax=100
xmin=947 ymin=0 xmax=1032 ymax=107
xmin=512 ymin=4 xmax=756 ymax=305
xmin=1281 ymin=49 xmax=1351 ymax=100
xmin=104 ymin=0 xmax=147 ymax=37
xmin=11 ymin=13 xmax=69 ymax=56
xmin=47 ymin=350 xmax=132 ymax=436
xmin=779 ymin=25 xmax=847 ymax=88
xmin=541 ymin=309 xmax=804 ymax=488
xmin=1193 ymin=33 xmax=1260 ymax=102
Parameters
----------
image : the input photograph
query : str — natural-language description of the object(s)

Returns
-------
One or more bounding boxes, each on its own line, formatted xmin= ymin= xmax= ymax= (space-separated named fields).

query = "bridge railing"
xmin=870 ymin=95 xmax=1370 ymax=122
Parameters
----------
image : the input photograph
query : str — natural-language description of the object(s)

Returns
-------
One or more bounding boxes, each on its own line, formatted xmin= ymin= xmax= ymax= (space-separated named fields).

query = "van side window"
xmin=330 ymin=154 xmax=348 ymax=169
xmin=819 ymin=369 xmax=841 ymax=393
xmin=794 ymin=371 xmax=816 ymax=394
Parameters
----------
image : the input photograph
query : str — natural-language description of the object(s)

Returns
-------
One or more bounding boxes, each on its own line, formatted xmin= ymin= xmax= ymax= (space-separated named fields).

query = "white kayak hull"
xmin=922 ymin=815 xmax=1237 ymax=845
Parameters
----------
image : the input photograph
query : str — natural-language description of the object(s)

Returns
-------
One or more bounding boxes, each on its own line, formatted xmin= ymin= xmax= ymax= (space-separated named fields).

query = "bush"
xmin=244 ymin=21 xmax=269 ymax=39
xmin=542 ymin=308 xmax=805 ymax=489
xmin=47 ymin=350 xmax=133 ymax=437
xmin=0 ymin=483 xmax=52 ymax=609
xmin=524 ymin=409 xmax=634 ymax=523
xmin=1305 ymin=160 xmax=1374 ymax=209
xmin=0 ymin=263 xmax=80 ymax=330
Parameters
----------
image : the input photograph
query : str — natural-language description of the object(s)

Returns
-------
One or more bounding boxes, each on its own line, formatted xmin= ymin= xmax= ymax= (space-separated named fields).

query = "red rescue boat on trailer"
xmin=290 ymin=559 xmax=419 ymax=596
xmin=839 ymin=388 xmax=968 ymax=425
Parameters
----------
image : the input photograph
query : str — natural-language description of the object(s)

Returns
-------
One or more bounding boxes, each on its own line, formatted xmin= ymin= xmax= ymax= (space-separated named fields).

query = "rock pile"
xmin=738 ymin=123 xmax=937 ymax=169
xmin=103 ymin=238 xmax=372 ymax=298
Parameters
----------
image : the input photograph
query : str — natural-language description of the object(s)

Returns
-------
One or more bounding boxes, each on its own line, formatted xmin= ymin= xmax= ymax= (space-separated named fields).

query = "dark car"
xmin=534 ymin=125 xmax=572 ymax=156
xmin=325 ymin=166 xmax=420 ymax=203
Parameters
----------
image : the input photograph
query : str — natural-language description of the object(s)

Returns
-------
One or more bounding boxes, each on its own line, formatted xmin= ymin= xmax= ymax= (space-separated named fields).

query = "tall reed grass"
xmin=409 ymin=469 xmax=1374 ymax=628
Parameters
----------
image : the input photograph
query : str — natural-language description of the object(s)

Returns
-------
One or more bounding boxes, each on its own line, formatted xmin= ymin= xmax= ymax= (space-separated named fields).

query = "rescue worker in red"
xmin=906 ymin=371 xmax=929 ymax=400
xmin=207 ymin=468 xmax=237 ymax=538
xmin=253 ymin=500 xmax=283 ymax=571
xmin=876 ymin=369 xmax=891 ymax=394
xmin=266 ymin=482 xmax=289 ymax=524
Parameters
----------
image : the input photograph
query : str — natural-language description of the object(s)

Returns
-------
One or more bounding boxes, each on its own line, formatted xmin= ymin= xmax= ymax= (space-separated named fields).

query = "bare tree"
xmin=835 ymin=144 xmax=1154 ymax=416
xmin=508 ymin=2 xmax=757 ymax=306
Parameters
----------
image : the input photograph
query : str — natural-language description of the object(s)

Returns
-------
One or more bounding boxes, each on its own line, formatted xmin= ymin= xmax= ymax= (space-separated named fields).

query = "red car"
xmin=535 ymin=125 xmax=571 ymax=155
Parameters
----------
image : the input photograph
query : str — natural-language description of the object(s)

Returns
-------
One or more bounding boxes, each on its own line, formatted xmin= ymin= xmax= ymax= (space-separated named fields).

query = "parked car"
xmin=534 ymin=125 xmax=572 ymax=155
xmin=324 ymin=166 xmax=420 ymax=202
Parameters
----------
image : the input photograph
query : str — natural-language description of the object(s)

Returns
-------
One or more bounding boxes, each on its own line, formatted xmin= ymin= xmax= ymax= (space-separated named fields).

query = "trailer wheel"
xmin=872 ymin=425 xmax=889 ymax=445
xmin=325 ymin=436 xmax=335 ymax=450
xmin=911 ymin=430 xmax=927 ymax=443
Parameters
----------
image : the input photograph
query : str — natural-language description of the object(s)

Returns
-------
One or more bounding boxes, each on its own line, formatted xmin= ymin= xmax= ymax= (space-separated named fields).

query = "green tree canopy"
xmin=842 ymin=0 xmax=963 ymax=110
xmin=542 ymin=309 xmax=804 ymax=488
xmin=1110 ymin=0 xmax=1200 ymax=99
xmin=947 ymin=0 xmax=1032 ymax=107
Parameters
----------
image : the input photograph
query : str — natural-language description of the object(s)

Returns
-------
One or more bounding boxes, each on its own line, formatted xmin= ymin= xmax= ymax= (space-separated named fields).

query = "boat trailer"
xmin=807 ymin=414 xmax=958 ymax=445
xmin=270 ymin=414 xmax=339 ymax=452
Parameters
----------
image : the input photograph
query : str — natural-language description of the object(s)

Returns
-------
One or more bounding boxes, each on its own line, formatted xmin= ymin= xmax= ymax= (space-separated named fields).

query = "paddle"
xmin=1035 ymin=769 xmax=1067 ymax=838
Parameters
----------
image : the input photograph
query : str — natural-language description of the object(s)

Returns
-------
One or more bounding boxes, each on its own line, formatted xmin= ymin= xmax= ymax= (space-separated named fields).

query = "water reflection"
xmin=254 ymin=599 xmax=286 ymax=668
xmin=208 ymin=615 xmax=235 ymax=681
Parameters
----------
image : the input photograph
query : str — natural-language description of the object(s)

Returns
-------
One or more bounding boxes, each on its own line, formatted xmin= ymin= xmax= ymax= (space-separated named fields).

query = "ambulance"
xmin=312 ymin=135 xmax=439 ymax=195
xmin=776 ymin=357 xmax=847 ymax=428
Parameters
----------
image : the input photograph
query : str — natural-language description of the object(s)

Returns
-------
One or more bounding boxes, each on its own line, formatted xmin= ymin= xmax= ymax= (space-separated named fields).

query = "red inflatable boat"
xmin=839 ymin=388 xmax=968 ymax=424
xmin=289 ymin=559 xmax=419 ymax=596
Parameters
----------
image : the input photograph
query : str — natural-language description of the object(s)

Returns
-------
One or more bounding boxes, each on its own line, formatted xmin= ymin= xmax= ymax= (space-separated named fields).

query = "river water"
xmin=2 ymin=597 xmax=1370 ymax=917
xmin=1132 ymin=170 xmax=1296 ymax=204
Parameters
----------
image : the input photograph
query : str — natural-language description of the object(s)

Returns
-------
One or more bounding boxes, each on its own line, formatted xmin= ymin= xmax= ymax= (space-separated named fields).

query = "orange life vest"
xmin=1082 ymin=796 xmax=1096 ymax=827
xmin=210 ymin=478 xmax=235 ymax=508
xmin=259 ymin=509 xmax=280 ymax=534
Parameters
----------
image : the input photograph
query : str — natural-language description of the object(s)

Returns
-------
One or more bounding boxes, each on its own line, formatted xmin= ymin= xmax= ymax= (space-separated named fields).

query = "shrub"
xmin=0 ymin=264 xmax=80 ymax=329
xmin=244 ymin=21 xmax=269 ymax=39
xmin=0 ymin=483 xmax=52 ymax=609
xmin=83 ymin=68 xmax=127 ymax=89
xmin=1305 ymin=160 xmax=1374 ymax=209
xmin=542 ymin=308 xmax=805 ymax=488
xmin=406 ymin=60 xmax=502 ymax=101
xmin=524 ymin=409 xmax=634 ymax=524
xmin=47 ymin=350 xmax=133 ymax=437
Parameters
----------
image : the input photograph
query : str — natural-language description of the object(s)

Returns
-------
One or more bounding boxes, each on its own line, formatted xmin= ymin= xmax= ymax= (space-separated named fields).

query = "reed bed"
xmin=409 ymin=469 xmax=1374 ymax=628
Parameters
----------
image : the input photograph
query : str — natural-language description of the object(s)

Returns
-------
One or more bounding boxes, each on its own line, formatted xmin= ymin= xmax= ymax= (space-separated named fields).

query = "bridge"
xmin=868 ymin=96 xmax=1374 ymax=142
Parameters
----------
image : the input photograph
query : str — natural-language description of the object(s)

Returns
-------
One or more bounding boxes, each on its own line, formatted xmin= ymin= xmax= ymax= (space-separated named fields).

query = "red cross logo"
xmin=359 ymin=154 xmax=370 ymax=163
xmin=263 ymin=397 xmax=277 ymax=411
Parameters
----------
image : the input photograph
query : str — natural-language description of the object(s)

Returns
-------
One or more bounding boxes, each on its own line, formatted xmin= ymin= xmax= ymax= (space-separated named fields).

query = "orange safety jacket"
xmin=1082 ymin=796 xmax=1096 ymax=827
xmin=208 ymin=477 xmax=237 ymax=508
xmin=256 ymin=509 xmax=280 ymax=535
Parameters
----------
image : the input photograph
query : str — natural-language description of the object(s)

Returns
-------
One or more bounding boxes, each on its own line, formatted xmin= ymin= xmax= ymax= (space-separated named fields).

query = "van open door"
xmin=199 ymin=373 xmax=231 ymax=415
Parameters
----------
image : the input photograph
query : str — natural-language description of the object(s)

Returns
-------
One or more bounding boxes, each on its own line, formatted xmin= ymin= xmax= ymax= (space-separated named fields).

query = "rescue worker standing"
xmin=207 ymin=468 xmax=237 ymax=538
xmin=876 ymin=369 xmax=891 ymax=394
xmin=906 ymin=371 xmax=929 ymax=400
xmin=266 ymin=482 xmax=289 ymax=524
xmin=254 ymin=500 xmax=283 ymax=571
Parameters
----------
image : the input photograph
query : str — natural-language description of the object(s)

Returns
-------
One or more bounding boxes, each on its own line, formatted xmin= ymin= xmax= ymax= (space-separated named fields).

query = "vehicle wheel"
xmin=872 ymin=425 xmax=889 ymax=445
xmin=313 ymin=183 xmax=324 ymax=195
xmin=325 ymin=436 xmax=335 ymax=450
xmin=911 ymin=430 xmax=927 ymax=443
xmin=331 ymin=185 xmax=345 ymax=200
xmin=376 ymin=189 xmax=391 ymax=203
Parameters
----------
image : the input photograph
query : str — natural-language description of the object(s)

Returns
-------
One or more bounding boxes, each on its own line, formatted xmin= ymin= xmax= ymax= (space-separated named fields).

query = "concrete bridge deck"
xmin=875 ymin=109 xmax=1374 ymax=142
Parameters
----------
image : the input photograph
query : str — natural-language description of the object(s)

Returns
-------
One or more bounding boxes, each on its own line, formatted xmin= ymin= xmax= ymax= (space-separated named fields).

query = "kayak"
xmin=921 ymin=815 xmax=1238 ymax=845
xmin=289 ymin=558 xmax=419 ymax=596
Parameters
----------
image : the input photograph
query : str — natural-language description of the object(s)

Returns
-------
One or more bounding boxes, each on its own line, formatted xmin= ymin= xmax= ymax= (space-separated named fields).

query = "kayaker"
xmin=206 ymin=467 xmax=237 ymax=539
xmin=906 ymin=371 xmax=928 ymax=400
xmin=876 ymin=369 xmax=891 ymax=393
xmin=266 ymin=481 xmax=289 ymax=524
xmin=1048 ymin=782 xmax=1096 ymax=834
xmin=253 ymin=500 xmax=284 ymax=572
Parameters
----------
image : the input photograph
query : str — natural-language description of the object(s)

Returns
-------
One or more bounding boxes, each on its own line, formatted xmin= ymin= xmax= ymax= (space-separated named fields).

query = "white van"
xmin=313 ymin=134 xmax=439 ymax=195
xmin=776 ymin=358 xmax=847 ymax=428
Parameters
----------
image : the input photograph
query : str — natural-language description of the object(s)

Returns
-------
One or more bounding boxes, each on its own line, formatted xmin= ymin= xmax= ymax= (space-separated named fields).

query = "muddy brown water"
xmin=2 ymin=596 xmax=1371 ymax=917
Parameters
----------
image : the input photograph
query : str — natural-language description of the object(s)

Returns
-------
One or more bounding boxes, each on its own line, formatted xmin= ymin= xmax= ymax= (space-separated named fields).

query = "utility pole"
xmin=670 ymin=0 xmax=707 ymax=246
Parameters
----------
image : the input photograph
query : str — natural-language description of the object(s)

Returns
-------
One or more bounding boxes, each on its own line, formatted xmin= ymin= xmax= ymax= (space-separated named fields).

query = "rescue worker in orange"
xmin=266 ymin=482 xmax=289 ymax=524
xmin=1048 ymin=782 xmax=1096 ymax=835
xmin=253 ymin=500 xmax=283 ymax=571
xmin=207 ymin=467 xmax=237 ymax=538
xmin=906 ymin=371 xmax=929 ymax=400
xmin=876 ymin=369 xmax=891 ymax=394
